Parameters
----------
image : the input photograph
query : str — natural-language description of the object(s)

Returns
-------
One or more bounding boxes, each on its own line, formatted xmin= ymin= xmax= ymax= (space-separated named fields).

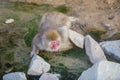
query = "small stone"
xmin=108 ymin=16 xmax=114 ymax=20
xmin=68 ymin=29 xmax=84 ymax=48
xmin=39 ymin=73 xmax=60 ymax=80
xmin=5 ymin=19 xmax=14 ymax=24
xmin=85 ymin=35 xmax=107 ymax=64
xmin=27 ymin=54 xmax=50 ymax=75
xmin=3 ymin=72 xmax=27 ymax=80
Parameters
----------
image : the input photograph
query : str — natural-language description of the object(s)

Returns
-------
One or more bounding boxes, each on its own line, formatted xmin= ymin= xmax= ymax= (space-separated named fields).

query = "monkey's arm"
xmin=30 ymin=44 xmax=39 ymax=57
xmin=30 ymin=34 xmax=41 ymax=57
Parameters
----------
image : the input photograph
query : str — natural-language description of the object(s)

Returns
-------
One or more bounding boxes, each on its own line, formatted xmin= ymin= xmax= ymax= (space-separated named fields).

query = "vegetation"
xmin=54 ymin=5 xmax=69 ymax=13
xmin=24 ymin=18 xmax=39 ymax=47
xmin=0 ymin=13 xmax=20 ymax=25
xmin=8 ymin=2 xmax=69 ymax=13
xmin=88 ymin=30 xmax=106 ymax=41
xmin=4 ymin=53 xmax=14 ymax=61
xmin=62 ymin=47 xmax=85 ymax=59
xmin=8 ymin=2 xmax=53 ymax=12
xmin=0 ymin=2 xmax=89 ymax=80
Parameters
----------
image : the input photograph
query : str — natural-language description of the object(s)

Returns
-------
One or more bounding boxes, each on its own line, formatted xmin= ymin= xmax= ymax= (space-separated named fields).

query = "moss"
xmin=40 ymin=54 xmax=50 ymax=62
xmin=54 ymin=5 xmax=69 ymax=13
xmin=8 ymin=2 xmax=38 ymax=12
xmin=24 ymin=25 xmax=38 ymax=47
xmin=62 ymin=47 xmax=85 ymax=59
xmin=12 ymin=63 xmax=29 ymax=72
xmin=58 ymin=63 xmax=65 ymax=66
xmin=88 ymin=30 xmax=106 ymax=41
xmin=7 ymin=37 xmax=17 ymax=48
xmin=8 ymin=2 xmax=54 ymax=13
xmin=24 ymin=15 xmax=41 ymax=47
xmin=4 ymin=53 xmax=14 ymax=61
xmin=51 ymin=63 xmax=68 ymax=74
xmin=51 ymin=63 xmax=79 ymax=80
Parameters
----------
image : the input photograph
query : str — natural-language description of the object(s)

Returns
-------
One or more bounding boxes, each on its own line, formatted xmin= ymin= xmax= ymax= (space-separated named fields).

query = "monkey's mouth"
xmin=51 ymin=41 xmax=59 ymax=51
xmin=51 ymin=46 xmax=59 ymax=52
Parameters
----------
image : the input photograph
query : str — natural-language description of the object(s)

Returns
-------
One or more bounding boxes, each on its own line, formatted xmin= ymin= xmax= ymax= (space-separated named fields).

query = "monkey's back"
xmin=38 ymin=12 xmax=71 ymax=34
xmin=32 ymin=12 xmax=73 ymax=51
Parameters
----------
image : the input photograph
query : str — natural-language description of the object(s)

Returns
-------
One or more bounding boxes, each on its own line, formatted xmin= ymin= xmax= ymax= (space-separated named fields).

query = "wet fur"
xmin=30 ymin=12 xmax=72 ymax=56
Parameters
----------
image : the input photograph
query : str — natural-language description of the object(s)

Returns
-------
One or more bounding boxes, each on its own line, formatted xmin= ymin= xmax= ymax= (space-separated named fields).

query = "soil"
xmin=0 ymin=0 xmax=120 ymax=80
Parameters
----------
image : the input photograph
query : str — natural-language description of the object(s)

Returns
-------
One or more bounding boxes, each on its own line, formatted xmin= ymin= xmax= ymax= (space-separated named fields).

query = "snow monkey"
xmin=30 ymin=12 xmax=72 ymax=57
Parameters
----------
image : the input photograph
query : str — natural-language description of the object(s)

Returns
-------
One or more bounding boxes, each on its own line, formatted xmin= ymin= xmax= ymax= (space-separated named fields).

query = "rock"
xmin=3 ymin=72 xmax=27 ymax=80
xmin=78 ymin=61 xmax=120 ymax=80
xmin=27 ymin=54 xmax=50 ymax=75
xmin=85 ymin=35 xmax=107 ymax=64
xmin=5 ymin=19 xmax=14 ymax=24
xmin=39 ymin=73 xmax=60 ymax=80
xmin=68 ymin=29 xmax=84 ymax=48
xmin=100 ymin=40 xmax=120 ymax=61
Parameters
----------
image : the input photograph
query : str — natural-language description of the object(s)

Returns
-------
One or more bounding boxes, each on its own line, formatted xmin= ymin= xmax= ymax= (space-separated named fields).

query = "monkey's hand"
xmin=30 ymin=52 xmax=35 ymax=58
xmin=30 ymin=50 xmax=39 ymax=58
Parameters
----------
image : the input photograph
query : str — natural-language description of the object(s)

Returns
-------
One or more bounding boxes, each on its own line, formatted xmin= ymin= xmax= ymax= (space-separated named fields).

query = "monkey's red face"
xmin=51 ymin=40 xmax=59 ymax=51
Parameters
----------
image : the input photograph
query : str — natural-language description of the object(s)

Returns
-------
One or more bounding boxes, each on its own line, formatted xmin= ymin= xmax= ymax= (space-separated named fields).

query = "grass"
xmin=54 ymin=5 xmax=69 ymax=13
xmin=24 ymin=14 xmax=42 ymax=47
xmin=8 ymin=2 xmax=53 ymax=13
xmin=39 ymin=47 xmax=89 ymax=80
xmin=4 ymin=53 xmax=14 ymax=61
xmin=8 ymin=2 xmax=69 ymax=13
xmin=24 ymin=20 xmax=38 ymax=47
xmin=62 ymin=47 xmax=85 ymax=59
xmin=87 ymin=30 xmax=106 ymax=41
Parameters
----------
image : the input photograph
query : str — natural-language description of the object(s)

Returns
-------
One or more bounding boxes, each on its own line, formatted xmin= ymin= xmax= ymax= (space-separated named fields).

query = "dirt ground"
xmin=0 ymin=0 xmax=120 ymax=80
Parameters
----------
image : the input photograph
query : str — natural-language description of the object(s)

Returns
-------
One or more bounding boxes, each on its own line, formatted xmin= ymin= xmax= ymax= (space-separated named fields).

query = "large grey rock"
xmin=69 ymin=29 xmax=84 ymax=48
xmin=3 ymin=72 xmax=27 ymax=80
xmin=39 ymin=73 xmax=60 ymax=80
xmin=85 ymin=35 xmax=107 ymax=64
xmin=100 ymin=40 xmax=120 ymax=61
xmin=78 ymin=61 xmax=120 ymax=80
xmin=27 ymin=54 xmax=50 ymax=75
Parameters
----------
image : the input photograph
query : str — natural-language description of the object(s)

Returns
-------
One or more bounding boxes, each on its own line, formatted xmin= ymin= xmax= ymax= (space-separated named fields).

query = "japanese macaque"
xmin=30 ymin=12 xmax=72 ymax=57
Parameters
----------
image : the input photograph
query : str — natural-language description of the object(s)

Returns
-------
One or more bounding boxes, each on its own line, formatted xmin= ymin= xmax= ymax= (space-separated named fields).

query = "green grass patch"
xmin=24 ymin=15 xmax=42 ymax=47
xmin=8 ymin=2 xmax=54 ymax=13
xmin=88 ymin=30 xmax=106 ymax=41
xmin=24 ymin=20 xmax=38 ymax=47
xmin=62 ymin=47 xmax=85 ymax=59
xmin=8 ymin=2 xmax=70 ymax=13
xmin=12 ymin=63 xmax=29 ymax=72
xmin=5 ymin=53 xmax=14 ymax=61
xmin=54 ymin=5 xmax=69 ymax=13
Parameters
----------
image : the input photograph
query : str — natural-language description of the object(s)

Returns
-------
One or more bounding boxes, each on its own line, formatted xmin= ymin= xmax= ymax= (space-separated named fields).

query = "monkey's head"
xmin=43 ymin=30 xmax=61 ymax=52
